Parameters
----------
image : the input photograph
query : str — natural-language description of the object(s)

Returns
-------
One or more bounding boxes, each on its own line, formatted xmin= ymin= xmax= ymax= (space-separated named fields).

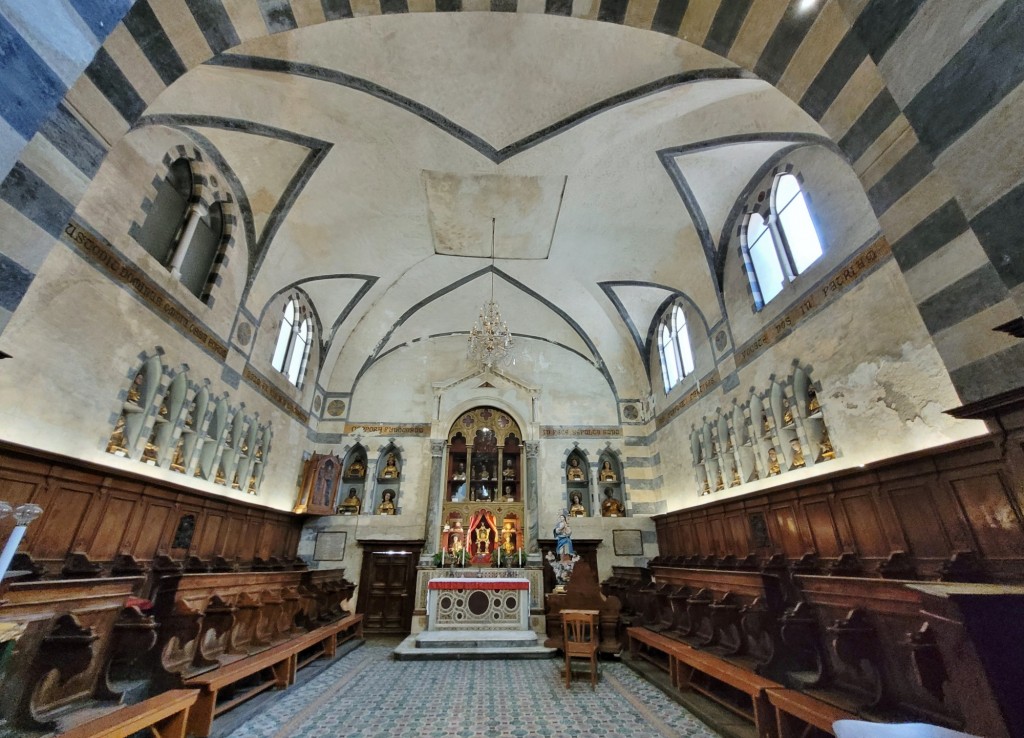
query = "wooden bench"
xmin=626 ymin=625 xmax=689 ymax=676
xmin=184 ymin=614 xmax=364 ymax=737
xmin=672 ymin=642 xmax=782 ymax=738
xmin=291 ymin=613 xmax=363 ymax=669
xmin=767 ymin=688 xmax=856 ymax=738
xmin=60 ymin=690 xmax=199 ymax=738
xmin=184 ymin=641 xmax=297 ymax=737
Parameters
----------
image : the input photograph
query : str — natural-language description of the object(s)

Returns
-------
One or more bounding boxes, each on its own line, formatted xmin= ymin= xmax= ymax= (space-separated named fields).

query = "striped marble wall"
xmin=0 ymin=0 xmax=1021 ymax=404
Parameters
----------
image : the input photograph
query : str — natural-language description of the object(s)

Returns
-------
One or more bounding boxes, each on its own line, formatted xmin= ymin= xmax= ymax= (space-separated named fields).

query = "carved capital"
xmin=525 ymin=441 xmax=540 ymax=458
xmin=430 ymin=439 xmax=446 ymax=457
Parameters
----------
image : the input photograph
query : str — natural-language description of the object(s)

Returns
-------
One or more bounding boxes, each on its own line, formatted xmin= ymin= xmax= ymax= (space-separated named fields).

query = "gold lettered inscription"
xmin=539 ymin=426 xmax=621 ymax=439
xmin=343 ymin=423 xmax=431 ymax=436
xmin=62 ymin=220 xmax=229 ymax=361
xmin=655 ymin=369 xmax=721 ymax=429
xmin=242 ymin=365 xmax=310 ymax=424
xmin=734 ymin=236 xmax=891 ymax=369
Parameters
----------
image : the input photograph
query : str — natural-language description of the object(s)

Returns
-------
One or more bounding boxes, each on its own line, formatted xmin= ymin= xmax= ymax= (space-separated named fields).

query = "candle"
xmin=461 ymin=548 xmax=465 ymax=567
xmin=518 ymin=548 xmax=522 ymax=568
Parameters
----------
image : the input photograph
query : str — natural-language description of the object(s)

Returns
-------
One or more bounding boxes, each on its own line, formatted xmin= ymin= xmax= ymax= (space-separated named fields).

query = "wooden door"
xmin=357 ymin=542 xmax=422 ymax=635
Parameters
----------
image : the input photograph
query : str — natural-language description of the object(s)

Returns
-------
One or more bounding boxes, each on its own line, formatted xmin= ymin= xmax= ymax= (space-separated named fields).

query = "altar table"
xmin=426 ymin=578 xmax=531 ymax=631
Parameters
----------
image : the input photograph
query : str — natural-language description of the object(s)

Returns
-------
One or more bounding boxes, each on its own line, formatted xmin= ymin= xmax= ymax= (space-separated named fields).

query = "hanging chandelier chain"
xmin=468 ymin=218 xmax=514 ymax=369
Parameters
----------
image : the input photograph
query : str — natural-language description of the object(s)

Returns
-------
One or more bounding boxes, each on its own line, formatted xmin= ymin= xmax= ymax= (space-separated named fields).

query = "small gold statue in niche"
xmin=807 ymin=386 xmax=821 ymax=414
xmin=731 ymin=466 xmax=742 ymax=486
xmin=377 ymin=489 xmax=396 ymax=514
xmin=782 ymin=399 xmax=795 ymax=427
xmin=601 ymin=488 xmax=625 ymax=517
xmin=762 ymin=412 xmax=771 ymax=434
xmin=567 ymin=457 xmax=585 ymax=481
xmin=789 ymin=439 xmax=806 ymax=469
xmin=714 ymin=468 xmax=725 ymax=491
xmin=599 ymin=460 xmax=617 ymax=482
xmin=501 ymin=522 xmax=517 ymax=554
xmin=380 ymin=453 xmax=400 ymax=479
xmin=702 ymin=478 xmax=711 ymax=495
xmin=817 ymin=427 xmax=837 ymax=461
xmin=345 ymin=458 xmax=366 ymax=479
xmin=474 ymin=524 xmax=491 ymax=555
xmin=568 ymin=492 xmax=587 ymax=517
xmin=339 ymin=488 xmax=361 ymax=514
xmin=767 ymin=448 xmax=782 ymax=476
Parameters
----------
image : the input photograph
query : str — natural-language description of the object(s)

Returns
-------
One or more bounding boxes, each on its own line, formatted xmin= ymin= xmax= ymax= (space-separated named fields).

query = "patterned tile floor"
xmin=225 ymin=640 xmax=721 ymax=738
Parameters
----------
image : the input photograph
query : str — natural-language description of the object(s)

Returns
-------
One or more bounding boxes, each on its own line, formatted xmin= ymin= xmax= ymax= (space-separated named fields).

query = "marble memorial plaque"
xmin=613 ymin=529 xmax=643 ymax=556
xmin=314 ymin=531 xmax=347 ymax=561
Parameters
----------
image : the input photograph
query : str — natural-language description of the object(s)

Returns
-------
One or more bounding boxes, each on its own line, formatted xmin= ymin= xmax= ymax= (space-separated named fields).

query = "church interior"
xmin=1 ymin=1 xmax=1023 ymax=736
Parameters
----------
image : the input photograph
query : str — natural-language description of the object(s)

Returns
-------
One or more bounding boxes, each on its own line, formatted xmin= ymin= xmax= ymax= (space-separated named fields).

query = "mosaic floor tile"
xmin=225 ymin=641 xmax=721 ymax=738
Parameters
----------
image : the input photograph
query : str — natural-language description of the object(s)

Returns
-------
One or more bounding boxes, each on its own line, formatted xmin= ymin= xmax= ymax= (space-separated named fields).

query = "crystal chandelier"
xmin=468 ymin=219 xmax=514 ymax=368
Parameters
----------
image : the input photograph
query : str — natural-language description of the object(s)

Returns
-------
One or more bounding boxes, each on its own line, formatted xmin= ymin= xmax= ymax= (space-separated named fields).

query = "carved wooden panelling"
xmin=655 ymin=433 xmax=1024 ymax=580
xmin=0 ymin=442 xmax=302 ymax=570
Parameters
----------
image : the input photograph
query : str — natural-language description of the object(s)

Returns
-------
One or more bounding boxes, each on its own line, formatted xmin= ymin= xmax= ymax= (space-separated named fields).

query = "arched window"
xmin=271 ymin=297 xmax=312 ymax=388
xmin=658 ymin=303 xmax=695 ymax=394
xmin=136 ymin=158 xmax=227 ymax=303
xmin=138 ymin=158 xmax=192 ymax=267
xmin=744 ymin=173 xmax=823 ymax=309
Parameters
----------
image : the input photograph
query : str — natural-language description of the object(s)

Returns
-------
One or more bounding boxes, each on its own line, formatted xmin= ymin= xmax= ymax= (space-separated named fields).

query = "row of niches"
xmin=106 ymin=355 xmax=270 ymax=494
xmin=566 ymin=447 xmax=625 ymax=517
xmin=691 ymin=365 xmax=836 ymax=496
xmin=295 ymin=442 xmax=404 ymax=516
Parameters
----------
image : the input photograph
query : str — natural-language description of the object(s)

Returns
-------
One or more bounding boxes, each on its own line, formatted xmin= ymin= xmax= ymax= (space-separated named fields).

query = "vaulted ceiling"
xmin=139 ymin=13 xmax=829 ymax=398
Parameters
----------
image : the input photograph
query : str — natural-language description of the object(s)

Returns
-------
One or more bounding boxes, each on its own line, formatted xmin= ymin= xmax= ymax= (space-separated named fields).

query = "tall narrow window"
xmin=272 ymin=297 xmax=312 ymax=388
xmin=658 ymin=303 xmax=695 ymax=394
xmin=744 ymin=173 xmax=823 ymax=309
xmin=137 ymin=159 xmax=192 ymax=266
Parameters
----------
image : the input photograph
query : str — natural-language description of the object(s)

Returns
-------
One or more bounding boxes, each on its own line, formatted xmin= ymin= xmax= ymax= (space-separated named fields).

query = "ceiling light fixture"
xmin=467 ymin=219 xmax=514 ymax=369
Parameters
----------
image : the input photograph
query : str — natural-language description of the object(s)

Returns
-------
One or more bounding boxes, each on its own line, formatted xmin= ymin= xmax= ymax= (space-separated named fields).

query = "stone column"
xmin=525 ymin=441 xmax=540 ymax=559
xmin=419 ymin=439 xmax=446 ymax=566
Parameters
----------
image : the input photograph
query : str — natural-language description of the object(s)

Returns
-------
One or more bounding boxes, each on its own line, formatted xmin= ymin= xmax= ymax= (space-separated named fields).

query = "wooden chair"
xmin=562 ymin=609 xmax=599 ymax=689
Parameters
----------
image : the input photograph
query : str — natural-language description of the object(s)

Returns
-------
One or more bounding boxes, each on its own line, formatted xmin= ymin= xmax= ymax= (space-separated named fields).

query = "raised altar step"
xmin=393 ymin=630 xmax=557 ymax=661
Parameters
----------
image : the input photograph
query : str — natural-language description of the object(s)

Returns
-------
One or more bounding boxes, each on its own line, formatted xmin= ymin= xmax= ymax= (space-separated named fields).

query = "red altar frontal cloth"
xmin=428 ymin=580 xmax=529 ymax=590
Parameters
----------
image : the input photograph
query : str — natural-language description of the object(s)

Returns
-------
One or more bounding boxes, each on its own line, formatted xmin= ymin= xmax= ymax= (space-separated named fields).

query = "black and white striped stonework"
xmin=0 ymin=0 xmax=1021 ymax=402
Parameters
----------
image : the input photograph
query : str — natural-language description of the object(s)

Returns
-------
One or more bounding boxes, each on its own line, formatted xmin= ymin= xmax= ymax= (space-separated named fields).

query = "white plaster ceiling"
xmin=140 ymin=13 xmax=830 ymax=400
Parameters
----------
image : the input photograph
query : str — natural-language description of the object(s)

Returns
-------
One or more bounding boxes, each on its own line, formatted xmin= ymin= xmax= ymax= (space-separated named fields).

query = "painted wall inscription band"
xmin=656 ymin=369 xmax=722 ymax=430
xmin=343 ymin=423 xmax=431 ymax=436
xmin=733 ymin=235 xmax=892 ymax=369
xmin=243 ymin=365 xmax=310 ymax=425
xmin=539 ymin=426 xmax=621 ymax=438
xmin=62 ymin=220 xmax=229 ymax=361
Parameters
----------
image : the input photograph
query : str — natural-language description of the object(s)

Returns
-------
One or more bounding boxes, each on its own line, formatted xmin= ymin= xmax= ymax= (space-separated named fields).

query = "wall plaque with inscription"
xmin=613 ymin=529 xmax=644 ymax=557
xmin=314 ymin=531 xmax=347 ymax=561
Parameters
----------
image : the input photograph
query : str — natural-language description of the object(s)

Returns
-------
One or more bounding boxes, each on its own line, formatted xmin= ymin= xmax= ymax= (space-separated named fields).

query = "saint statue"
xmin=567 ymin=457 xmax=585 ymax=482
xmin=345 ymin=458 xmax=366 ymax=479
xmin=762 ymin=412 xmax=771 ymax=434
xmin=782 ymin=399 xmax=794 ymax=427
xmin=451 ymin=462 xmax=466 ymax=480
xmin=767 ymin=448 xmax=782 ymax=476
xmin=554 ymin=512 xmax=575 ymax=560
xmin=568 ymin=492 xmax=586 ymax=517
xmin=715 ymin=468 xmax=725 ymax=491
xmin=598 ymin=460 xmax=617 ymax=482
xmin=377 ymin=489 xmax=396 ymax=514
xmin=807 ymin=386 xmax=821 ymax=414
xmin=601 ymin=488 xmax=625 ymax=517
xmin=339 ymin=488 xmax=361 ymax=514
xmin=502 ymin=459 xmax=516 ymax=479
xmin=817 ymin=427 xmax=836 ymax=461
xmin=731 ymin=466 xmax=742 ymax=487
xmin=380 ymin=453 xmax=400 ymax=479
xmin=790 ymin=439 xmax=806 ymax=469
